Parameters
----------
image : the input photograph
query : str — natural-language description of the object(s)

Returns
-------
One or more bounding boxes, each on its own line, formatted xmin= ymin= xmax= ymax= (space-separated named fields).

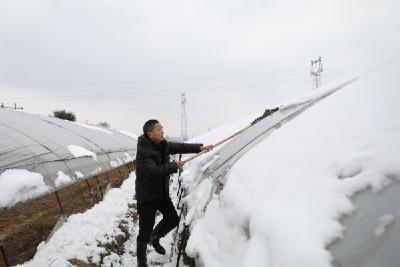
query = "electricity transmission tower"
xmin=180 ymin=92 xmax=188 ymax=141
xmin=310 ymin=57 xmax=323 ymax=89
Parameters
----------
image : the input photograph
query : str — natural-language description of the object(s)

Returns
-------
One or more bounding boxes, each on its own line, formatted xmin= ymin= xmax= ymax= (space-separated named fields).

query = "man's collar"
xmin=143 ymin=134 xmax=166 ymax=148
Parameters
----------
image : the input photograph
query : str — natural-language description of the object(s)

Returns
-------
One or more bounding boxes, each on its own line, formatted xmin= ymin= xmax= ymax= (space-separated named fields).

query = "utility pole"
xmin=1 ymin=102 xmax=23 ymax=110
xmin=180 ymin=92 xmax=188 ymax=141
xmin=310 ymin=57 xmax=323 ymax=89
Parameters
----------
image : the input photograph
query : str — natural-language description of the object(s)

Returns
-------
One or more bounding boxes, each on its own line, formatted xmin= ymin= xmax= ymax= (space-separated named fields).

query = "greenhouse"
xmin=0 ymin=108 xmax=137 ymax=209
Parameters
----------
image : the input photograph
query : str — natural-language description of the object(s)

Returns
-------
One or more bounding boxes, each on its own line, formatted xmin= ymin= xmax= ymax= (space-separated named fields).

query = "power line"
xmin=0 ymin=67 xmax=308 ymax=91
xmin=37 ymin=79 xmax=312 ymax=113
xmin=4 ymin=77 xmax=315 ymax=103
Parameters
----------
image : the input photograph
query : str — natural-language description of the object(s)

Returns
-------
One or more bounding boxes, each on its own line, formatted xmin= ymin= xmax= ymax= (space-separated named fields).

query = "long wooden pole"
xmin=182 ymin=123 xmax=253 ymax=164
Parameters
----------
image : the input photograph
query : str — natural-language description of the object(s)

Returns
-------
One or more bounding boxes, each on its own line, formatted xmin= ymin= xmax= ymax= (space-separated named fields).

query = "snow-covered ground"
xmin=18 ymin=172 xmax=139 ymax=267
xmin=16 ymin=59 xmax=400 ymax=267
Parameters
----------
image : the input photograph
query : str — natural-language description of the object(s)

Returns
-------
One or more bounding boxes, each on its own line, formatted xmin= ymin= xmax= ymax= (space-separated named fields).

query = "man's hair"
xmin=143 ymin=119 xmax=159 ymax=137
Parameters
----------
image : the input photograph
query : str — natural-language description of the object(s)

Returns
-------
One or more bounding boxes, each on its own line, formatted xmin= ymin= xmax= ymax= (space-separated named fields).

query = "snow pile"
xmin=180 ymin=61 xmax=400 ymax=267
xmin=0 ymin=169 xmax=50 ymax=209
xmin=124 ymin=152 xmax=134 ymax=162
xmin=110 ymin=153 xmax=134 ymax=168
xmin=75 ymin=171 xmax=84 ymax=179
xmin=90 ymin=166 xmax=102 ymax=175
xmin=55 ymin=171 xmax=73 ymax=187
xmin=68 ymin=144 xmax=98 ymax=161
xmin=110 ymin=158 xmax=124 ymax=168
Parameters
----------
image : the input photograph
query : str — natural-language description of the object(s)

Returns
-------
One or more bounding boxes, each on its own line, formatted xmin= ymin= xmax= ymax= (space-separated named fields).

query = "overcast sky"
xmin=0 ymin=0 xmax=399 ymax=137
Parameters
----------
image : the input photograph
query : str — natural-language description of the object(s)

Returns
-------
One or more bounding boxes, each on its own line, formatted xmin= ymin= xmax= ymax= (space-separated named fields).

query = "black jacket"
xmin=135 ymin=134 xmax=203 ymax=202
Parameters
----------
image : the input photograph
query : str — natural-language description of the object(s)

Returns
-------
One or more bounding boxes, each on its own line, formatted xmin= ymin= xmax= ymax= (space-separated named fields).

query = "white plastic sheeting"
xmin=330 ymin=183 xmax=400 ymax=266
xmin=0 ymin=108 xmax=137 ymax=207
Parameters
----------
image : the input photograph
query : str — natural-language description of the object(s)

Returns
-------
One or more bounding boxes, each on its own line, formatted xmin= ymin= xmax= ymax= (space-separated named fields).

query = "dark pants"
xmin=137 ymin=197 xmax=180 ymax=243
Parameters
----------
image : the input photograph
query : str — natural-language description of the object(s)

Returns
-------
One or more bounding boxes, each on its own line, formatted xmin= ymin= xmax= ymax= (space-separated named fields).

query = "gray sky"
xmin=1 ymin=0 xmax=399 ymax=137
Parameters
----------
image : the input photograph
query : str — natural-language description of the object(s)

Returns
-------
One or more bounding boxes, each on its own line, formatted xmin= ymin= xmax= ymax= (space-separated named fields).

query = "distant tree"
xmin=97 ymin=121 xmax=110 ymax=128
xmin=53 ymin=109 xmax=76 ymax=122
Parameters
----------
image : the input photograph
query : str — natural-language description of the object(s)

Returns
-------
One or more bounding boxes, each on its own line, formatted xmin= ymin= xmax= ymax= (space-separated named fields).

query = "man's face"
xmin=148 ymin=122 xmax=164 ymax=143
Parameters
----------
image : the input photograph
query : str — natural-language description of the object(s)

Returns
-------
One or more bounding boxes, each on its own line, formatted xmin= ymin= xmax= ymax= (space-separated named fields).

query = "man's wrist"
xmin=199 ymin=144 xmax=204 ymax=152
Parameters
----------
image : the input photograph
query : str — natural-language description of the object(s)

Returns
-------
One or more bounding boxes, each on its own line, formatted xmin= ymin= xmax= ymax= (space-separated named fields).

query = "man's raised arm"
xmin=168 ymin=141 xmax=203 ymax=155
xmin=168 ymin=141 xmax=215 ymax=155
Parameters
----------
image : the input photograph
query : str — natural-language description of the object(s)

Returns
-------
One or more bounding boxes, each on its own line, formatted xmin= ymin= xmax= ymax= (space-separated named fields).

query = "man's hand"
xmin=175 ymin=160 xmax=185 ymax=170
xmin=200 ymin=144 xmax=214 ymax=152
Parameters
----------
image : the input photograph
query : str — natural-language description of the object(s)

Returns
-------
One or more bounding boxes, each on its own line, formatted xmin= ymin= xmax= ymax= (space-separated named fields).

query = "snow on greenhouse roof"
xmin=0 ymin=109 xmax=137 ymax=209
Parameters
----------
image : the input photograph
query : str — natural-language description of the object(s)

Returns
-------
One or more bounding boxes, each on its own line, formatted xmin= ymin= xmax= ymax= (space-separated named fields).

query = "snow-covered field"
xmin=15 ymin=60 xmax=400 ymax=267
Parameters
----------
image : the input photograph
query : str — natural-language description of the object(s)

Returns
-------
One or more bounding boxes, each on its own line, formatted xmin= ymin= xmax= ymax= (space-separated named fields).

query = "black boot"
xmin=149 ymin=222 xmax=167 ymax=255
xmin=136 ymin=237 xmax=148 ymax=267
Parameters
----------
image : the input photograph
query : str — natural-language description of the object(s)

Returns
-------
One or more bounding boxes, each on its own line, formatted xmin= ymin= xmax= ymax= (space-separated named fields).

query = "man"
xmin=135 ymin=119 xmax=214 ymax=267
